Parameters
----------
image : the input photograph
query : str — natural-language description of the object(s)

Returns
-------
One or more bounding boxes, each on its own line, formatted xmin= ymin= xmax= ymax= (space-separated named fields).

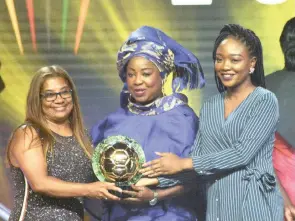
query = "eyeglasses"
xmin=40 ymin=90 xmax=73 ymax=102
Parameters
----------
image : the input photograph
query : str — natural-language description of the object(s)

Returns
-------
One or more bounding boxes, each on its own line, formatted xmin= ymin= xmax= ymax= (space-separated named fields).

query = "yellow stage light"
xmin=171 ymin=0 xmax=212 ymax=5
xmin=256 ymin=0 xmax=287 ymax=4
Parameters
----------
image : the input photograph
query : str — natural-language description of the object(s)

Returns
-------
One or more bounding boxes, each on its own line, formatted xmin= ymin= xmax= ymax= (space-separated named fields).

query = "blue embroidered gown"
xmin=91 ymin=93 xmax=202 ymax=221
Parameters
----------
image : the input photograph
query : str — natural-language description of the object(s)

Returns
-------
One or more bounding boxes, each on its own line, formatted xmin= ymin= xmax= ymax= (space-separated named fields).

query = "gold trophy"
xmin=92 ymin=135 xmax=145 ymax=198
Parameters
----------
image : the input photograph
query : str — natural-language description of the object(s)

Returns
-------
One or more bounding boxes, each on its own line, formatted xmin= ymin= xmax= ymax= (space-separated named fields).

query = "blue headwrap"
xmin=117 ymin=26 xmax=205 ymax=105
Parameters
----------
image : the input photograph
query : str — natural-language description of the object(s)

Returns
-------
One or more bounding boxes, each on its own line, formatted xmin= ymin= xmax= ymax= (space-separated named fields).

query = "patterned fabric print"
xmin=127 ymin=93 xmax=187 ymax=116
xmin=117 ymin=26 xmax=205 ymax=93
xmin=117 ymin=41 xmax=175 ymax=81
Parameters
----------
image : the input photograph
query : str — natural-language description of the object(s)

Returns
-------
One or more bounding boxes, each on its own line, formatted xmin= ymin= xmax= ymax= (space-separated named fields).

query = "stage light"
xmin=256 ymin=0 xmax=287 ymax=4
xmin=171 ymin=0 xmax=212 ymax=5
xmin=5 ymin=0 xmax=24 ymax=54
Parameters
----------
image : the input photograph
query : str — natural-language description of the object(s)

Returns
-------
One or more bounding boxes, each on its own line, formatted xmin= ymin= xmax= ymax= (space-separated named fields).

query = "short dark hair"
xmin=212 ymin=24 xmax=265 ymax=93
xmin=280 ymin=17 xmax=295 ymax=71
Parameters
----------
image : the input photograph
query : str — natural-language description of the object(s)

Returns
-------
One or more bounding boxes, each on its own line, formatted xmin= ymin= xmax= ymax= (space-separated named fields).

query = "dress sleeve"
xmin=91 ymin=118 xmax=108 ymax=147
xmin=158 ymin=106 xmax=199 ymax=187
xmin=167 ymin=106 xmax=199 ymax=157
xmin=191 ymin=92 xmax=279 ymax=175
xmin=84 ymin=118 xmax=109 ymax=219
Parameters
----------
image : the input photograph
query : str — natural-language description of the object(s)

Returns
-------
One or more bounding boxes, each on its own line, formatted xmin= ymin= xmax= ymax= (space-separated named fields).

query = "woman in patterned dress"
xmin=141 ymin=24 xmax=284 ymax=221
xmin=6 ymin=66 xmax=121 ymax=221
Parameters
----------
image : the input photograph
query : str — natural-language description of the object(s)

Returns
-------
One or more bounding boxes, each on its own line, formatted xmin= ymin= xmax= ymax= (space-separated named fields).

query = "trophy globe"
xmin=92 ymin=135 xmax=145 ymax=189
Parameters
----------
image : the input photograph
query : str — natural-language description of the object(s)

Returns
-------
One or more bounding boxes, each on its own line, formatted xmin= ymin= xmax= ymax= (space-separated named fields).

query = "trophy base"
xmin=109 ymin=183 xmax=133 ymax=199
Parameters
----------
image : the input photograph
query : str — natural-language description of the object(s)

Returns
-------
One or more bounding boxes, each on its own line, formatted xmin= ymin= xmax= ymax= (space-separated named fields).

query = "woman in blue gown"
xmin=90 ymin=26 xmax=205 ymax=221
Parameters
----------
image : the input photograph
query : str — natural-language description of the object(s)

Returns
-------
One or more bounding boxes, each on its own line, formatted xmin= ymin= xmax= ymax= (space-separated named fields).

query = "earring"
xmin=249 ymin=67 xmax=255 ymax=74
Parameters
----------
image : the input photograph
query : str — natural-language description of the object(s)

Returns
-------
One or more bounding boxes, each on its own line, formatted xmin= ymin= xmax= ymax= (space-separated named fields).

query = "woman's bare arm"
xmin=9 ymin=126 xmax=121 ymax=200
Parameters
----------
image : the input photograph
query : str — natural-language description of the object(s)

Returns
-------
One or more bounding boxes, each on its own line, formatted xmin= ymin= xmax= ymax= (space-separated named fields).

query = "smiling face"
xmin=215 ymin=36 xmax=256 ymax=91
xmin=126 ymin=56 xmax=163 ymax=105
xmin=41 ymin=77 xmax=73 ymax=123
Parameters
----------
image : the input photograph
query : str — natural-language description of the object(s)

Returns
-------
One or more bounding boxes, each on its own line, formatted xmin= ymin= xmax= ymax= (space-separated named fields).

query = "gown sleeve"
xmin=91 ymin=117 xmax=109 ymax=147
xmin=158 ymin=106 xmax=199 ymax=187
xmin=84 ymin=117 xmax=109 ymax=220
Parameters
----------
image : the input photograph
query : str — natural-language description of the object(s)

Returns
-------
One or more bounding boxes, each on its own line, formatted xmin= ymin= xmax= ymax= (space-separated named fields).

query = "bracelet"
xmin=149 ymin=190 xmax=158 ymax=206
